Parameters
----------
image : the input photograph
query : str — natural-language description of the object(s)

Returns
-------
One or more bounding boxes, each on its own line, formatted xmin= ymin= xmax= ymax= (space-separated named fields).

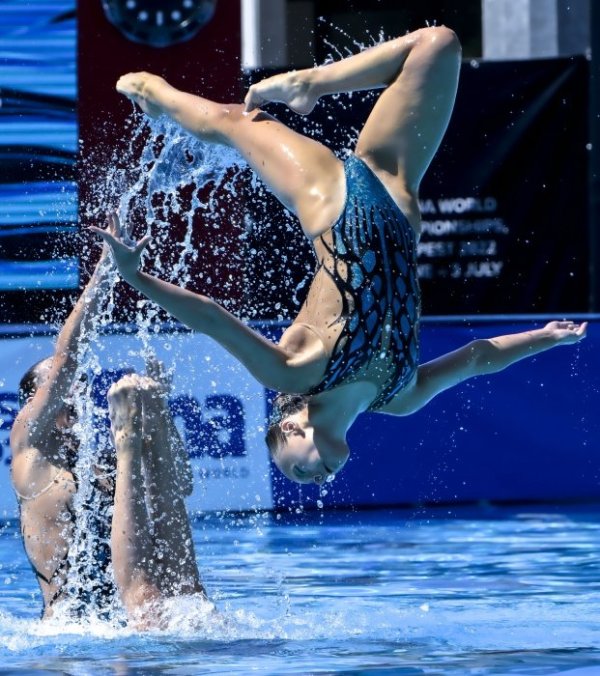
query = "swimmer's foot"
xmin=244 ymin=69 xmax=319 ymax=115
xmin=116 ymin=72 xmax=166 ymax=119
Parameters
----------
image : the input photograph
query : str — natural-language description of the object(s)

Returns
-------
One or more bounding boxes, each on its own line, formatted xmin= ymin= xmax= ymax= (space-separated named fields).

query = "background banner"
xmin=417 ymin=57 xmax=589 ymax=315
xmin=1 ymin=321 xmax=598 ymax=516
xmin=0 ymin=330 xmax=272 ymax=517
xmin=245 ymin=57 xmax=590 ymax=318
xmin=2 ymin=57 xmax=589 ymax=324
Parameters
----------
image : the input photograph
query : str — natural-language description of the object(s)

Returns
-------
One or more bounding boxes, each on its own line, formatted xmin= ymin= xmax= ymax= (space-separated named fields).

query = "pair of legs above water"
xmin=108 ymin=374 xmax=205 ymax=627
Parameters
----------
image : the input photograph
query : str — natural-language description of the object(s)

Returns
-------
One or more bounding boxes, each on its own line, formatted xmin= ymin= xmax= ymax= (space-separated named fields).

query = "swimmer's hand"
xmin=244 ymin=70 xmax=319 ymax=115
xmin=544 ymin=320 xmax=588 ymax=345
xmin=116 ymin=72 xmax=164 ymax=119
xmin=89 ymin=212 xmax=151 ymax=281
xmin=145 ymin=356 xmax=173 ymax=395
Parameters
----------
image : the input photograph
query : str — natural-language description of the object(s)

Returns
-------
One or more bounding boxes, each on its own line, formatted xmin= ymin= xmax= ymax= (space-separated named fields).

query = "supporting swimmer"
xmin=10 ymin=216 xmax=203 ymax=624
xmin=11 ymin=229 xmax=116 ymax=618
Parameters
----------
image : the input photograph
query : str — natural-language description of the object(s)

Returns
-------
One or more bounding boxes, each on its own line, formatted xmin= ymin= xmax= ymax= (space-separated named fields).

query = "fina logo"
xmin=92 ymin=369 xmax=248 ymax=460
xmin=0 ymin=367 xmax=247 ymax=466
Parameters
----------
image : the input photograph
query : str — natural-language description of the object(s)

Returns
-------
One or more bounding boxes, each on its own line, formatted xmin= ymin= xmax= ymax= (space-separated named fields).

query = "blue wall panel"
xmin=0 ymin=0 xmax=78 ymax=299
xmin=0 ymin=320 xmax=596 ymax=513
xmin=270 ymin=321 xmax=599 ymax=510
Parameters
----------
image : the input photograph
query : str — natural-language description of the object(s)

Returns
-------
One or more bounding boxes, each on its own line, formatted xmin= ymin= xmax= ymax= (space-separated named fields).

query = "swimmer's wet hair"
xmin=18 ymin=357 xmax=52 ymax=408
xmin=265 ymin=393 xmax=309 ymax=457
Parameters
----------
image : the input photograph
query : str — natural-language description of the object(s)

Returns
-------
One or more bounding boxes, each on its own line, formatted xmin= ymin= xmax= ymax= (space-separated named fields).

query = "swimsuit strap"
xmin=14 ymin=467 xmax=74 ymax=501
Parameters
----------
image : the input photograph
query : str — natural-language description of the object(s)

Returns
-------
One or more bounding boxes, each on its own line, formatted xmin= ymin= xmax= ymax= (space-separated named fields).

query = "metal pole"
xmin=241 ymin=0 xmax=287 ymax=70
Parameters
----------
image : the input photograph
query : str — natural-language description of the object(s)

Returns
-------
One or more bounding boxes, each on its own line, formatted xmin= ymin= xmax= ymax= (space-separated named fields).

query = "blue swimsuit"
xmin=306 ymin=155 xmax=420 ymax=410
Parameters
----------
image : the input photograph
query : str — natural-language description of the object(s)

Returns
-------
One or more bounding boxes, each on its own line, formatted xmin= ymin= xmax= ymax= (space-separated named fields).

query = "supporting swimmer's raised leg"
xmin=108 ymin=376 xmax=161 ymax=618
xmin=108 ymin=373 xmax=204 ymax=623
xmin=138 ymin=373 xmax=204 ymax=598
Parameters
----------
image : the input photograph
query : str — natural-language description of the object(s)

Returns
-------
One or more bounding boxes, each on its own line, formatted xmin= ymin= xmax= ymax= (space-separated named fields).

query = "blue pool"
xmin=1 ymin=506 xmax=600 ymax=674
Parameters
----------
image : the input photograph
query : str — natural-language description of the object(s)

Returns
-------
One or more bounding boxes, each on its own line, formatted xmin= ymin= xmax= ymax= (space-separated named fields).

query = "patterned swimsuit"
xmin=305 ymin=154 xmax=420 ymax=410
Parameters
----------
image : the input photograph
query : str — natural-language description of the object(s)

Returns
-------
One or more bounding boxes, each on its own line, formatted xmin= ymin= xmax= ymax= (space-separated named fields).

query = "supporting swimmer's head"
xmin=18 ymin=359 xmax=116 ymax=481
xmin=18 ymin=357 xmax=80 ymax=429
xmin=266 ymin=393 xmax=347 ymax=485
xmin=18 ymin=357 xmax=53 ymax=408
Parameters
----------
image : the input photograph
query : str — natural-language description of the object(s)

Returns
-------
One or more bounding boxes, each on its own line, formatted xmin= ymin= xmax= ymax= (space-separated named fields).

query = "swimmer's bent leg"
xmin=354 ymin=28 xmax=461 ymax=204
xmin=118 ymin=73 xmax=344 ymax=238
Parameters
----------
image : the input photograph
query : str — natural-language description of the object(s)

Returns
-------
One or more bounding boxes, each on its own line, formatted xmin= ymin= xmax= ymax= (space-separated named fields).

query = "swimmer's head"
xmin=18 ymin=357 xmax=53 ymax=408
xmin=18 ymin=357 xmax=79 ymax=429
xmin=266 ymin=393 xmax=347 ymax=485
xmin=17 ymin=360 xmax=115 ymax=478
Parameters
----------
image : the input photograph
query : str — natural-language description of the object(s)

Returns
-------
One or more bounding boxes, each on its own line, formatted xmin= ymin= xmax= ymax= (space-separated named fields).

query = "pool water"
xmin=1 ymin=506 xmax=600 ymax=675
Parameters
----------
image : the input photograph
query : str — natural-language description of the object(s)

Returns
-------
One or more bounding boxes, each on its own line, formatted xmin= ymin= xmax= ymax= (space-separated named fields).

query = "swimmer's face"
xmin=272 ymin=409 xmax=343 ymax=485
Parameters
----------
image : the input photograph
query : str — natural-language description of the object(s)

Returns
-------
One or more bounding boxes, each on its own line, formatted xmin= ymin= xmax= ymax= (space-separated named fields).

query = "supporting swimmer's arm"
xmin=10 ymin=239 xmax=115 ymax=452
xmin=378 ymin=322 xmax=588 ymax=416
xmin=52 ymin=256 xmax=113 ymax=374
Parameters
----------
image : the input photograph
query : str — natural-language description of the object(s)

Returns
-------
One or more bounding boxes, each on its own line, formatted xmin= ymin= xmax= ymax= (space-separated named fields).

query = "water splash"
xmin=48 ymin=19 xmax=440 ymax=625
xmin=61 ymin=113 xmax=253 ymax=622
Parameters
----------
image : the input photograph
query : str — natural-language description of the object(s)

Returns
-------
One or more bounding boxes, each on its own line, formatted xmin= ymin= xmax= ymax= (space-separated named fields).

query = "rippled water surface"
xmin=1 ymin=507 xmax=600 ymax=675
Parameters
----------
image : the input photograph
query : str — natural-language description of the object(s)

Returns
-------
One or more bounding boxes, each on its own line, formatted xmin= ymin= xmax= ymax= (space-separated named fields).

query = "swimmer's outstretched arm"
xmin=91 ymin=214 xmax=320 ymax=393
xmin=378 ymin=322 xmax=588 ymax=416
xmin=10 ymin=230 xmax=115 ymax=452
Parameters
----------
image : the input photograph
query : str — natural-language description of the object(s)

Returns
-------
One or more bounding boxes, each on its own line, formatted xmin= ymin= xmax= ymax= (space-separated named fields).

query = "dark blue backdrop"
xmin=270 ymin=320 xmax=599 ymax=510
